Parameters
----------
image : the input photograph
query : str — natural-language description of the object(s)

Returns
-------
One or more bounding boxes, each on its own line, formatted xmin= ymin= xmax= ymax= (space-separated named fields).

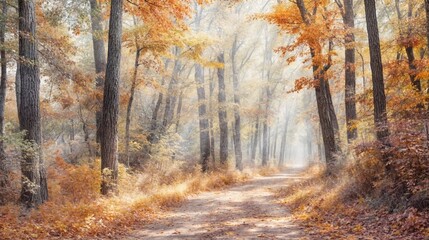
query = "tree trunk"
xmin=209 ymin=70 xmax=216 ymax=165
xmin=100 ymin=0 xmax=122 ymax=195
xmin=231 ymin=38 xmax=243 ymax=171
xmin=262 ymin=119 xmax=269 ymax=166
xmin=364 ymin=0 xmax=390 ymax=143
xmin=217 ymin=53 xmax=228 ymax=165
xmin=0 ymin=0 xmax=8 ymax=190
xmin=272 ymin=121 xmax=279 ymax=160
xmin=148 ymin=59 xmax=169 ymax=144
xmin=162 ymin=53 xmax=181 ymax=132
xmin=396 ymin=0 xmax=422 ymax=92
xmin=250 ymin=118 xmax=259 ymax=164
xmin=297 ymin=0 xmax=340 ymax=174
xmin=261 ymin=87 xmax=270 ymax=166
xmin=125 ymin=47 xmax=140 ymax=167
xmin=77 ymin=99 xmax=92 ymax=157
xmin=175 ymin=91 xmax=183 ymax=133
xmin=195 ymin=64 xmax=211 ymax=172
xmin=278 ymin=117 xmax=289 ymax=167
xmin=343 ymin=0 xmax=358 ymax=142
xmin=89 ymin=0 xmax=107 ymax=145
xmin=18 ymin=0 xmax=48 ymax=207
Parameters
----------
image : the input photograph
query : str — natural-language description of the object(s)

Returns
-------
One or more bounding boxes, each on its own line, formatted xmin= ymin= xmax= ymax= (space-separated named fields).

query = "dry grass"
xmin=275 ymin=164 xmax=429 ymax=239
xmin=0 ymin=156 xmax=272 ymax=240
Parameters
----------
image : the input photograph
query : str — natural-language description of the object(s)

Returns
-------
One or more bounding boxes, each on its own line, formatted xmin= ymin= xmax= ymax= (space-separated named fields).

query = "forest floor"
xmin=124 ymin=169 xmax=306 ymax=239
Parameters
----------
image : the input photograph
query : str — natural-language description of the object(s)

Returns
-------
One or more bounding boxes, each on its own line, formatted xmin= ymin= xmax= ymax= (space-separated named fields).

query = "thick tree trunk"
xmin=89 ymin=0 xmax=107 ymax=145
xmin=125 ymin=47 xmax=140 ymax=167
xmin=195 ymin=64 xmax=211 ymax=172
xmin=231 ymin=38 xmax=243 ymax=171
xmin=343 ymin=0 xmax=358 ymax=142
xmin=18 ymin=0 xmax=48 ymax=207
xmin=217 ymin=53 xmax=228 ymax=165
xmin=0 ymin=0 xmax=8 ymax=190
xmin=100 ymin=0 xmax=122 ymax=195
xmin=364 ymin=0 xmax=390 ymax=143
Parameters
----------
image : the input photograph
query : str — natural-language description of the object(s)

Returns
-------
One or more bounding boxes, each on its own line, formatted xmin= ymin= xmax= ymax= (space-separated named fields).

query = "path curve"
xmin=126 ymin=169 xmax=305 ymax=240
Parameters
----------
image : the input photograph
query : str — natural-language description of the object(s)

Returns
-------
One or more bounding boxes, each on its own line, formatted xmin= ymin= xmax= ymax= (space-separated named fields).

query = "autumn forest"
xmin=0 ymin=0 xmax=428 ymax=239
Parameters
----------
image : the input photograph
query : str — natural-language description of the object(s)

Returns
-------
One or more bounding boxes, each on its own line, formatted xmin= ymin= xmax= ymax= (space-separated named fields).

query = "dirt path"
xmin=126 ymin=169 xmax=306 ymax=239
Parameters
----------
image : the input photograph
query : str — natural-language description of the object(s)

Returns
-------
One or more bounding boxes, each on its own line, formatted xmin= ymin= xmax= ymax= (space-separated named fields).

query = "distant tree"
xmin=89 ymin=0 xmax=107 ymax=146
xmin=217 ymin=53 xmax=228 ymax=165
xmin=195 ymin=64 xmax=211 ymax=172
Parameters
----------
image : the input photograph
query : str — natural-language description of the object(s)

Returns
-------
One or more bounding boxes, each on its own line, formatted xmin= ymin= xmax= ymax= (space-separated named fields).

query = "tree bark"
xmin=18 ymin=0 xmax=48 ymax=207
xmin=100 ymin=0 xmax=123 ymax=195
xmin=364 ymin=0 xmax=390 ymax=143
xmin=162 ymin=52 xmax=181 ymax=132
xmin=396 ymin=0 xmax=422 ymax=92
xmin=231 ymin=37 xmax=243 ymax=171
xmin=296 ymin=0 xmax=340 ymax=174
xmin=125 ymin=47 xmax=141 ymax=167
xmin=342 ymin=0 xmax=358 ymax=142
xmin=217 ymin=53 xmax=228 ymax=165
xmin=148 ymin=59 xmax=169 ymax=144
xmin=209 ymin=69 xmax=216 ymax=165
xmin=195 ymin=64 xmax=211 ymax=172
xmin=0 ymin=0 xmax=8 ymax=190
xmin=89 ymin=0 xmax=107 ymax=145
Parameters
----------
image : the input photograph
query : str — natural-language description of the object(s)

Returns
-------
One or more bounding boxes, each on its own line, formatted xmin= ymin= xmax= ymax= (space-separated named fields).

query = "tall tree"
xmin=100 ymin=0 xmax=123 ymax=195
xmin=195 ymin=64 xmax=211 ymax=172
xmin=217 ymin=53 xmax=228 ymax=165
xmin=363 ymin=0 xmax=390 ymax=143
xmin=231 ymin=36 xmax=243 ymax=170
xmin=0 ymin=0 xmax=7 ymax=191
xmin=89 ymin=0 xmax=107 ymax=145
xmin=124 ymin=17 xmax=142 ymax=167
xmin=295 ymin=0 xmax=340 ymax=174
xmin=18 ymin=0 xmax=48 ymax=207
xmin=336 ymin=0 xmax=358 ymax=142
xmin=162 ymin=48 xmax=181 ymax=132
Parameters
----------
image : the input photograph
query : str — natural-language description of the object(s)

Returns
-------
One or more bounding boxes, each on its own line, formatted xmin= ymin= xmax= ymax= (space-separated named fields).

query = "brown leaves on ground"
xmin=275 ymin=166 xmax=429 ymax=240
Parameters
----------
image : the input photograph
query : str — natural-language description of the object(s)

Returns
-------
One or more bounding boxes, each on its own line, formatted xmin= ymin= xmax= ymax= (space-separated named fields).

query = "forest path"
xmin=126 ymin=169 xmax=306 ymax=239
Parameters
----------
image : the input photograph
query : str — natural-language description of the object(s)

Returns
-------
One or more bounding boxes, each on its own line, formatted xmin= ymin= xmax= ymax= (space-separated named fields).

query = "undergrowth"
xmin=0 ymin=156 xmax=275 ymax=240
xmin=276 ymin=163 xmax=429 ymax=239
